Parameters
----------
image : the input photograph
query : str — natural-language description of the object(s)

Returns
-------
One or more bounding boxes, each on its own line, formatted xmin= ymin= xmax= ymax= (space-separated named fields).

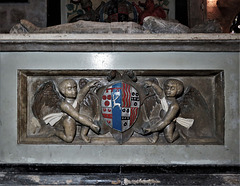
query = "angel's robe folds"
xmin=43 ymin=100 xmax=78 ymax=126
xmin=160 ymin=97 xmax=194 ymax=129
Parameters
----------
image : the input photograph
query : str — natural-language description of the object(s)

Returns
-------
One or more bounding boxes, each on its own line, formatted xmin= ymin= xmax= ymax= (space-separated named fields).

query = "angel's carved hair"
xmin=58 ymin=79 xmax=77 ymax=96
xmin=164 ymin=79 xmax=184 ymax=97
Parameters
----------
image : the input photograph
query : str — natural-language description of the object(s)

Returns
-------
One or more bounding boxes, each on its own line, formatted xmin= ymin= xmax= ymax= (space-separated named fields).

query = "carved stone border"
xmin=0 ymin=34 xmax=239 ymax=52
xmin=18 ymin=70 xmax=225 ymax=145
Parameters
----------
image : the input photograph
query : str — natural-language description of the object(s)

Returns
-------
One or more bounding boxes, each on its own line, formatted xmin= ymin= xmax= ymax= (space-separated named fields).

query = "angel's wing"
xmin=142 ymin=84 xmax=161 ymax=119
xmin=79 ymin=92 xmax=99 ymax=119
xmin=177 ymin=86 xmax=213 ymax=137
xmin=32 ymin=81 xmax=62 ymax=120
xmin=132 ymin=81 xmax=162 ymax=135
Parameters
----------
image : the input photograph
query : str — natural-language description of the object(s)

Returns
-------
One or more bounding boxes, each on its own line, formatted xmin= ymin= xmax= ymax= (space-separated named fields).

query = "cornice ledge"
xmin=0 ymin=33 xmax=239 ymax=52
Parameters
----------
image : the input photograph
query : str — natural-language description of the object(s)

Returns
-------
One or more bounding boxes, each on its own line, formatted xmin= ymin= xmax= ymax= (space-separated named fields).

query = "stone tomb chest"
xmin=0 ymin=33 xmax=239 ymax=165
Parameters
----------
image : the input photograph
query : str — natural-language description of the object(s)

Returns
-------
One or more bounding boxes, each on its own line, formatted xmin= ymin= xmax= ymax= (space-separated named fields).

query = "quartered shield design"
xmin=101 ymin=82 xmax=140 ymax=132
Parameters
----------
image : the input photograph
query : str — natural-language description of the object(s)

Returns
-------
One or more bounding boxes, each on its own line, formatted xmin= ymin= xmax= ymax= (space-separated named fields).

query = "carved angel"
xmin=32 ymin=79 xmax=100 ymax=143
xmin=143 ymin=78 xmax=211 ymax=143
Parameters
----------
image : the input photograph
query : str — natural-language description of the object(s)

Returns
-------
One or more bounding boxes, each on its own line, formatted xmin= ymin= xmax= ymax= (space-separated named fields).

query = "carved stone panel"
xmin=18 ymin=70 xmax=224 ymax=145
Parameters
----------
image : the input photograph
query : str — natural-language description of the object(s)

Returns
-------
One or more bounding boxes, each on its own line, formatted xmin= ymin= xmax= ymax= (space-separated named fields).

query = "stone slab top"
xmin=0 ymin=33 xmax=239 ymax=52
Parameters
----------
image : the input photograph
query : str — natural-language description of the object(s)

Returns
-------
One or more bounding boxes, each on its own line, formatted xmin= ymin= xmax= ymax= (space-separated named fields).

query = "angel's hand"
xmin=142 ymin=127 xmax=152 ymax=134
xmin=87 ymin=80 xmax=99 ymax=88
xmin=90 ymin=123 xmax=100 ymax=134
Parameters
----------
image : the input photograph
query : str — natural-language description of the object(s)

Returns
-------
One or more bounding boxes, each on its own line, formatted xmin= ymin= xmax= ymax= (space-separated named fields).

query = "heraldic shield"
xmin=101 ymin=82 xmax=140 ymax=132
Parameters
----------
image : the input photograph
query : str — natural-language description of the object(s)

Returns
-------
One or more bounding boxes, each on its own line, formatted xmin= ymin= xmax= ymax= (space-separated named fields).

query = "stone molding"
xmin=0 ymin=164 xmax=239 ymax=185
xmin=0 ymin=33 xmax=239 ymax=52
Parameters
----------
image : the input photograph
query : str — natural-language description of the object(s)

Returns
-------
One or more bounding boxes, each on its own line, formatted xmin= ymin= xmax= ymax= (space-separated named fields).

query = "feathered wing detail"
xmin=142 ymin=86 xmax=160 ymax=119
xmin=32 ymin=81 xmax=62 ymax=121
xmin=177 ymin=86 xmax=213 ymax=137
xmin=143 ymin=94 xmax=160 ymax=119
xmin=149 ymin=103 xmax=162 ymax=121
xmin=132 ymin=84 xmax=158 ymax=135
xmin=79 ymin=92 xmax=99 ymax=120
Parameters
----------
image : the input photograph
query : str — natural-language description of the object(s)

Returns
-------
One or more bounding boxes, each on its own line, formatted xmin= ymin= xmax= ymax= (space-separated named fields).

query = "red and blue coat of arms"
xmin=101 ymin=82 xmax=140 ymax=132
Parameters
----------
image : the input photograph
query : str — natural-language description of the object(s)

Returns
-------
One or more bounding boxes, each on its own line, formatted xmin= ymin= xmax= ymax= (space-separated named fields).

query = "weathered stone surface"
xmin=142 ymin=16 xmax=191 ymax=33
xmin=10 ymin=17 xmax=224 ymax=34
xmin=1 ymin=34 xmax=239 ymax=52
xmin=0 ymin=165 xmax=239 ymax=185
xmin=191 ymin=20 xmax=223 ymax=33
xmin=10 ymin=19 xmax=143 ymax=34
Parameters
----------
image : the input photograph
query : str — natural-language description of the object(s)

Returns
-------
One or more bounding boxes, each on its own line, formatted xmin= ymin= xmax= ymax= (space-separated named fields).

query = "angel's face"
xmin=64 ymin=82 xmax=77 ymax=98
xmin=164 ymin=82 xmax=178 ymax=97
